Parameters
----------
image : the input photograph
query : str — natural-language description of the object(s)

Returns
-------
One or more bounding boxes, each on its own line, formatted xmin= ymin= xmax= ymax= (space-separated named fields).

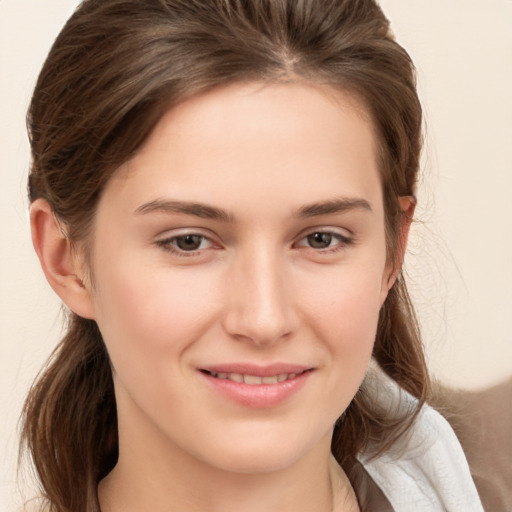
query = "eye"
xmin=306 ymin=232 xmax=336 ymax=249
xmin=156 ymin=233 xmax=214 ymax=255
xmin=173 ymin=234 xmax=208 ymax=251
xmin=295 ymin=230 xmax=352 ymax=252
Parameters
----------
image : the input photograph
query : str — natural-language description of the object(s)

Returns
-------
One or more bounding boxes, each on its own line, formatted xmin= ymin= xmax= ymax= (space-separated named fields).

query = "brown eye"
xmin=306 ymin=232 xmax=333 ymax=249
xmin=156 ymin=232 xmax=215 ymax=256
xmin=175 ymin=234 xmax=204 ymax=251
xmin=295 ymin=230 xmax=353 ymax=253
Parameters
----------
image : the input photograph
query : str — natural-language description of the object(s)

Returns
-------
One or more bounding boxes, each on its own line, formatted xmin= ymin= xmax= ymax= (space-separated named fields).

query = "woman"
xmin=22 ymin=1 xmax=483 ymax=511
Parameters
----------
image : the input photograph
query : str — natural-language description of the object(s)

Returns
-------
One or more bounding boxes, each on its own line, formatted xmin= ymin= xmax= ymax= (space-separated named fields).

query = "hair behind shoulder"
xmin=22 ymin=1 xmax=429 ymax=510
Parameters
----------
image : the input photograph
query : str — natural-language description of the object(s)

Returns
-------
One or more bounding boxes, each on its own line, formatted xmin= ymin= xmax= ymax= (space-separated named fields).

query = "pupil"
xmin=177 ymin=235 xmax=202 ymax=250
xmin=308 ymin=232 xmax=332 ymax=249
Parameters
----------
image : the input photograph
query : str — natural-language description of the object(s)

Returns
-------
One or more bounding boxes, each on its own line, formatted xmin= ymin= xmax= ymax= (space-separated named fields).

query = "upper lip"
xmin=199 ymin=363 xmax=312 ymax=377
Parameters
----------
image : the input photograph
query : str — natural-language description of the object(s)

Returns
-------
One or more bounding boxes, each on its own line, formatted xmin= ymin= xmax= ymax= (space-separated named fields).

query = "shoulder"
xmin=358 ymin=367 xmax=484 ymax=512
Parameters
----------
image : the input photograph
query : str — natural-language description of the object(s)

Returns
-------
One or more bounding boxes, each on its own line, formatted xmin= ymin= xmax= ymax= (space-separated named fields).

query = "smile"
xmin=200 ymin=366 xmax=313 ymax=407
xmin=203 ymin=370 xmax=307 ymax=385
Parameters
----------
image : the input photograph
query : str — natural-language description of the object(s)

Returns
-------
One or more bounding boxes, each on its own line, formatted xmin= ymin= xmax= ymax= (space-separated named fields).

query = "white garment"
xmin=357 ymin=366 xmax=484 ymax=512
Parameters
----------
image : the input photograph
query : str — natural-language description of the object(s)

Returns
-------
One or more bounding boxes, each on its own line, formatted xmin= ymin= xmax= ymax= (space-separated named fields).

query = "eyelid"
xmin=293 ymin=227 xmax=354 ymax=251
xmin=155 ymin=228 xmax=220 ymax=256
xmin=295 ymin=226 xmax=353 ymax=241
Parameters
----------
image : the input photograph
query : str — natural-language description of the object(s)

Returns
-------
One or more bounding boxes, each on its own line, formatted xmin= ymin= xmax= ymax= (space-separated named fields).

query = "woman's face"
xmin=87 ymin=82 xmax=392 ymax=474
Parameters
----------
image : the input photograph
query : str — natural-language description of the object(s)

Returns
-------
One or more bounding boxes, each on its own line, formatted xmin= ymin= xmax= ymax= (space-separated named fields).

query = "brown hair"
xmin=22 ymin=1 xmax=428 ymax=510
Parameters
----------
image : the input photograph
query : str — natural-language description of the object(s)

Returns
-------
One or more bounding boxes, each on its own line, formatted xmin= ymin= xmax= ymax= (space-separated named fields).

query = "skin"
xmin=31 ymin=82 xmax=409 ymax=512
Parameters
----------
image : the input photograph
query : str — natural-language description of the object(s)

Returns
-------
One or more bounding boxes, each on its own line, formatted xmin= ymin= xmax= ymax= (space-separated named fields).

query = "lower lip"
xmin=200 ymin=371 xmax=311 ymax=408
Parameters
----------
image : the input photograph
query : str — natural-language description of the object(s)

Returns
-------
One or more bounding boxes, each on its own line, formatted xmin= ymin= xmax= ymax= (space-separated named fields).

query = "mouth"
xmin=198 ymin=365 xmax=313 ymax=407
xmin=200 ymin=369 xmax=311 ymax=385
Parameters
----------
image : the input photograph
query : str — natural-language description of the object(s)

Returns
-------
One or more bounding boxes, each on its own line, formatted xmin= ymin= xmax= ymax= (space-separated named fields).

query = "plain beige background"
xmin=1 ymin=0 xmax=511 ymax=509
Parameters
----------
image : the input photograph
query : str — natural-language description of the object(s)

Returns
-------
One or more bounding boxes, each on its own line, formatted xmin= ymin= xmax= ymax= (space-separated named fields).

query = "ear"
xmin=397 ymin=195 xmax=416 ymax=255
xmin=30 ymin=198 xmax=96 ymax=319
xmin=380 ymin=195 xmax=416 ymax=300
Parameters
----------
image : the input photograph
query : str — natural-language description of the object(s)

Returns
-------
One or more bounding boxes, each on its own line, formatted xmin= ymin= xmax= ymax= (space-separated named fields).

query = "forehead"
xmin=102 ymin=81 xmax=382 ymax=220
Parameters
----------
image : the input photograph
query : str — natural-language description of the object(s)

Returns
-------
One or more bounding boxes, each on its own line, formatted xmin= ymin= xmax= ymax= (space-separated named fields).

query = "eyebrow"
xmin=135 ymin=199 xmax=234 ymax=222
xmin=134 ymin=197 xmax=372 ymax=221
xmin=297 ymin=197 xmax=372 ymax=217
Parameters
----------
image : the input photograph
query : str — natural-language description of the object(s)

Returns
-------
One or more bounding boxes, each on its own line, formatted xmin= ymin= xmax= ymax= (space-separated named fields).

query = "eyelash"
xmin=294 ymin=230 xmax=354 ymax=254
xmin=155 ymin=229 xmax=354 ymax=257
xmin=156 ymin=233 xmax=214 ymax=257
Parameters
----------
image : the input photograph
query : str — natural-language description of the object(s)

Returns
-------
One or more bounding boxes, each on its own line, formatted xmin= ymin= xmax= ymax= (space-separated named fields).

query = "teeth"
xmin=208 ymin=371 xmax=303 ymax=384
xmin=228 ymin=372 xmax=243 ymax=383
xmin=244 ymin=374 xmax=263 ymax=384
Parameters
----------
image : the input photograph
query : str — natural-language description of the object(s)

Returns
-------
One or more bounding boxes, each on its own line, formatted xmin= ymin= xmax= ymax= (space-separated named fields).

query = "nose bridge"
xmin=223 ymin=241 xmax=296 ymax=345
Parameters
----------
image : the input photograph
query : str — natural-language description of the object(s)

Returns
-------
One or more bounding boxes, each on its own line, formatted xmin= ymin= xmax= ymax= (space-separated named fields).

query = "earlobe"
xmin=380 ymin=195 xmax=416 ymax=302
xmin=30 ymin=198 xmax=96 ymax=319
xmin=398 ymin=195 xmax=415 ymax=253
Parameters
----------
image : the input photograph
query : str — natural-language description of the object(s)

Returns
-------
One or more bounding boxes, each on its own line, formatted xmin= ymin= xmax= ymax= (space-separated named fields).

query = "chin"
xmin=195 ymin=426 xmax=332 ymax=475
xmin=207 ymin=450 xmax=304 ymax=475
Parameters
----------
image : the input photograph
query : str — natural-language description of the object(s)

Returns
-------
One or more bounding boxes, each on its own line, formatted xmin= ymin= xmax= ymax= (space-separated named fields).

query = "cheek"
xmin=304 ymin=264 xmax=384 ymax=328
xmin=290 ymin=268 xmax=384 ymax=427
xmin=91 ymin=254 xmax=221 ymax=369
xmin=300 ymin=265 xmax=384 ymax=366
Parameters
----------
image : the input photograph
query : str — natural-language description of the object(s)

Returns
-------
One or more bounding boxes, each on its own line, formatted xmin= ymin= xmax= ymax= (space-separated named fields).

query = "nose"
xmin=221 ymin=246 xmax=298 ymax=346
